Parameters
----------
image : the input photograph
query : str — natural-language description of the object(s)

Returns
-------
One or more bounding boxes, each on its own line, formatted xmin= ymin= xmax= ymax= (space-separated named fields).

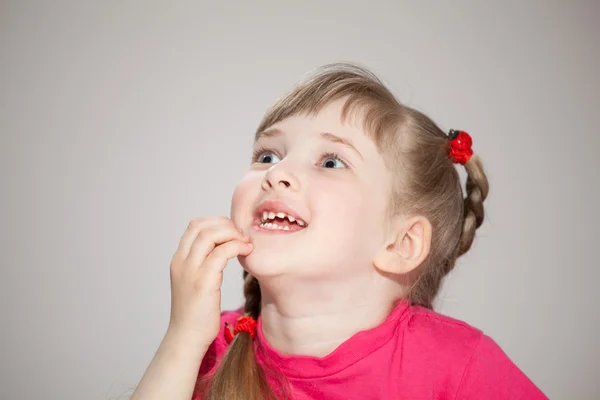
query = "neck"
xmin=257 ymin=275 xmax=399 ymax=357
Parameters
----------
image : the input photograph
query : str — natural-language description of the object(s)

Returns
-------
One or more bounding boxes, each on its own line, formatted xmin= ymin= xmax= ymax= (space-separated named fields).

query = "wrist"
xmin=163 ymin=327 xmax=210 ymax=358
xmin=164 ymin=326 xmax=212 ymax=355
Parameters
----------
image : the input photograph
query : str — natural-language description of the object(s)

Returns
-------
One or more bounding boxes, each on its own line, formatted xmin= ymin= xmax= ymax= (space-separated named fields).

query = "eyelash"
xmin=320 ymin=152 xmax=346 ymax=167
xmin=251 ymin=147 xmax=349 ymax=168
xmin=251 ymin=146 xmax=275 ymax=163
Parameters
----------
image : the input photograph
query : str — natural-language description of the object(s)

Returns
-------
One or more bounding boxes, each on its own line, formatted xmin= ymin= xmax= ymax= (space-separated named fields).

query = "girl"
xmin=131 ymin=63 xmax=547 ymax=399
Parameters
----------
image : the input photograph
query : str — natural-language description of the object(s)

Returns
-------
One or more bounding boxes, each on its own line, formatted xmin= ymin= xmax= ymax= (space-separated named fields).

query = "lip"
xmin=252 ymin=199 xmax=309 ymax=232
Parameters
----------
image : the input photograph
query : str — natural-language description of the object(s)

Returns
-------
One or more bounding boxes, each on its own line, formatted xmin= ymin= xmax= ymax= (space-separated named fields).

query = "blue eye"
xmin=320 ymin=153 xmax=347 ymax=169
xmin=256 ymin=151 xmax=281 ymax=164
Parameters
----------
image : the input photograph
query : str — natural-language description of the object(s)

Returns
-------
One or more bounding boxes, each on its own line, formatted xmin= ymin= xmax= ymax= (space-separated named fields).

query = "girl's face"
xmin=231 ymin=98 xmax=394 ymax=282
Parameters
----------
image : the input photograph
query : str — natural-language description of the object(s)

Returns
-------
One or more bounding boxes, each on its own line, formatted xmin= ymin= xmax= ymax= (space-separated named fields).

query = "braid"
xmin=204 ymin=271 xmax=274 ymax=400
xmin=243 ymin=271 xmax=261 ymax=319
xmin=458 ymin=154 xmax=489 ymax=257
xmin=406 ymin=137 xmax=489 ymax=310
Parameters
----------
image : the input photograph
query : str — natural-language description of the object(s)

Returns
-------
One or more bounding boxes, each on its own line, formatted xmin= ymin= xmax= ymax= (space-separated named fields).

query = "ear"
xmin=373 ymin=215 xmax=432 ymax=275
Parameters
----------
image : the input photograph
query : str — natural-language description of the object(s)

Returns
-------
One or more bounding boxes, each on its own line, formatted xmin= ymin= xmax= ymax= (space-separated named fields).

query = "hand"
xmin=167 ymin=216 xmax=252 ymax=348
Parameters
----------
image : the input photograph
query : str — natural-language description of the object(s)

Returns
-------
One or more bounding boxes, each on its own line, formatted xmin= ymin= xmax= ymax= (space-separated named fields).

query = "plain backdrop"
xmin=1 ymin=1 xmax=599 ymax=399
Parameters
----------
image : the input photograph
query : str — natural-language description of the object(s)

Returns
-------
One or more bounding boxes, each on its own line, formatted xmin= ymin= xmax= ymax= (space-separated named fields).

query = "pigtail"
xmin=242 ymin=271 xmax=261 ymax=319
xmin=203 ymin=272 xmax=276 ymax=400
xmin=458 ymin=154 xmax=489 ymax=257
xmin=401 ymin=121 xmax=491 ymax=309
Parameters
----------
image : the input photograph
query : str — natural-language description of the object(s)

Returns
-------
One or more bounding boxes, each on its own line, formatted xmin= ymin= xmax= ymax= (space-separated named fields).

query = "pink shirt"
xmin=195 ymin=301 xmax=547 ymax=399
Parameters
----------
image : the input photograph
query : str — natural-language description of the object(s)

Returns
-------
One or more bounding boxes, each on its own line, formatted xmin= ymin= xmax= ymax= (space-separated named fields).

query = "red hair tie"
xmin=224 ymin=315 xmax=257 ymax=344
xmin=447 ymin=129 xmax=473 ymax=165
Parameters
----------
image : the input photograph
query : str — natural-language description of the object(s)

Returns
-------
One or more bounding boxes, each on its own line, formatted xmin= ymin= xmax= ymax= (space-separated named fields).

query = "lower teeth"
xmin=260 ymin=222 xmax=292 ymax=230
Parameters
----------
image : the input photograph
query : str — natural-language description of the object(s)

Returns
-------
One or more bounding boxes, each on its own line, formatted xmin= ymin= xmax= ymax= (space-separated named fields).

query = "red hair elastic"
xmin=447 ymin=129 xmax=473 ymax=165
xmin=224 ymin=315 xmax=257 ymax=344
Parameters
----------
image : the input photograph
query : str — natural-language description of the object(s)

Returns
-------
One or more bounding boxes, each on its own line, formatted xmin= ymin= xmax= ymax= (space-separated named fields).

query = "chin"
xmin=240 ymin=246 xmax=348 ymax=283
xmin=239 ymin=248 xmax=296 ymax=278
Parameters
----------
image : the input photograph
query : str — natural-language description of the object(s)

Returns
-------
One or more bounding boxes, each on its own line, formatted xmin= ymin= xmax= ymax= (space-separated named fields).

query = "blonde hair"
xmin=199 ymin=62 xmax=489 ymax=399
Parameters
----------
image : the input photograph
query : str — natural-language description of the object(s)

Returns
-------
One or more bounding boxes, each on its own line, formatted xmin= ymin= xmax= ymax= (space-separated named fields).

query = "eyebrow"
xmin=320 ymin=132 xmax=364 ymax=160
xmin=255 ymin=128 xmax=282 ymax=141
xmin=255 ymin=128 xmax=364 ymax=160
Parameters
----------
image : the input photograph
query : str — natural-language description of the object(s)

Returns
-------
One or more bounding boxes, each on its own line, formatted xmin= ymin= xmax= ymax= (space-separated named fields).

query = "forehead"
xmin=260 ymin=98 xmax=372 ymax=145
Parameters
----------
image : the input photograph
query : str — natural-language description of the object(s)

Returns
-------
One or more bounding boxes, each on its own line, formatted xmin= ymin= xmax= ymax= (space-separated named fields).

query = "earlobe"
xmin=373 ymin=216 xmax=432 ymax=275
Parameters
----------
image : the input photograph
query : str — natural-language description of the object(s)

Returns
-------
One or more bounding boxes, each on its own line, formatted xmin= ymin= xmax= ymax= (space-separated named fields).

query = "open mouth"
xmin=258 ymin=211 xmax=307 ymax=231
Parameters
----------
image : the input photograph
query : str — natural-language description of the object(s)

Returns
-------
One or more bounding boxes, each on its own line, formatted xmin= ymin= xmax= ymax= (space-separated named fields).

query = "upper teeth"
xmin=261 ymin=211 xmax=306 ymax=226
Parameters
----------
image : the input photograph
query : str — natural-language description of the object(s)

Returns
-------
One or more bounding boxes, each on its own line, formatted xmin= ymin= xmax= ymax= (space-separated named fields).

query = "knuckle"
xmin=195 ymin=229 xmax=210 ymax=244
xmin=188 ymin=218 xmax=203 ymax=230
xmin=216 ymin=215 xmax=231 ymax=224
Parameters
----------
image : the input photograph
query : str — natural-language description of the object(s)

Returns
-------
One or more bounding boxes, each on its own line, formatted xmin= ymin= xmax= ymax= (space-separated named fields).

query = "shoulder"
xmin=401 ymin=306 xmax=484 ymax=373
xmin=399 ymin=305 xmax=547 ymax=399
xmin=402 ymin=305 xmax=483 ymax=358
xmin=453 ymin=332 xmax=548 ymax=399
xmin=198 ymin=308 xmax=244 ymax=375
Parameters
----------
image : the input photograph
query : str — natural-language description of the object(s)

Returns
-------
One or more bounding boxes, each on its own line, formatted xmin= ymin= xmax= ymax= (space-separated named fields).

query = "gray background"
xmin=1 ymin=1 xmax=598 ymax=399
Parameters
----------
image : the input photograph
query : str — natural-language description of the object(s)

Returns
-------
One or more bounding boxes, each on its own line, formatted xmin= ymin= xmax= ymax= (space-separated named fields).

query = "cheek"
xmin=230 ymin=173 xmax=262 ymax=225
xmin=310 ymin=179 xmax=373 ymax=231
xmin=311 ymin=177 xmax=389 ymax=243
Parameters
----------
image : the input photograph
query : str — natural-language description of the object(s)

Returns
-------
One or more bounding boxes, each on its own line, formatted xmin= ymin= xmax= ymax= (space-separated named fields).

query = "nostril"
xmin=280 ymin=180 xmax=291 ymax=188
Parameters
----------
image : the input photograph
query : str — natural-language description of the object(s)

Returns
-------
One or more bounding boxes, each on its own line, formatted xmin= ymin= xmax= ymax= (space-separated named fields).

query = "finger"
xmin=203 ymin=240 xmax=253 ymax=273
xmin=186 ymin=224 xmax=248 ymax=267
xmin=176 ymin=216 xmax=239 ymax=259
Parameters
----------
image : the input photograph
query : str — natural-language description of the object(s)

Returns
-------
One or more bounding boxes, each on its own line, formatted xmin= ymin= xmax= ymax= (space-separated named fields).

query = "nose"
xmin=261 ymin=162 xmax=300 ymax=193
